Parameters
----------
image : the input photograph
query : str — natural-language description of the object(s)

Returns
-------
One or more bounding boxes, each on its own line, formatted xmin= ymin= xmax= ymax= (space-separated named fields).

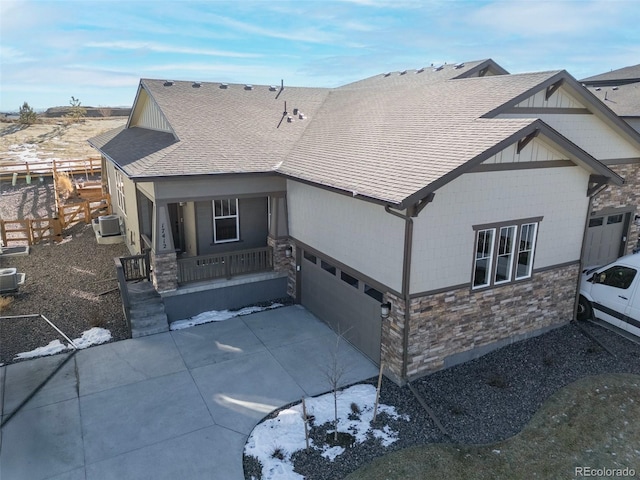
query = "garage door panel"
xmin=301 ymin=256 xmax=381 ymax=364
xmin=584 ymin=213 xmax=627 ymax=267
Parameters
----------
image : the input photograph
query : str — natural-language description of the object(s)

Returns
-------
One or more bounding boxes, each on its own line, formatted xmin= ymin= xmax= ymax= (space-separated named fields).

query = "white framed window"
xmin=115 ymin=169 xmax=126 ymax=216
xmin=472 ymin=218 xmax=541 ymax=289
xmin=213 ymin=198 xmax=239 ymax=243
xmin=516 ymin=223 xmax=537 ymax=280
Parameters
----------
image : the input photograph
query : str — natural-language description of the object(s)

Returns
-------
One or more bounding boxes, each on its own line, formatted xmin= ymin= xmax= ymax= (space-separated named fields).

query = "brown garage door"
xmin=300 ymin=251 xmax=382 ymax=364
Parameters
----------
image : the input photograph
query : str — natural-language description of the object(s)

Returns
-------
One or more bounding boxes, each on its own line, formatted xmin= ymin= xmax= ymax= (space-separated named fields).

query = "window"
xmin=115 ymin=169 xmax=126 ymax=215
xmin=303 ymin=251 xmax=317 ymax=264
xmin=607 ymin=214 xmax=623 ymax=224
xmin=364 ymin=284 xmax=383 ymax=302
xmin=516 ymin=223 xmax=537 ymax=280
xmin=472 ymin=219 xmax=540 ymax=289
xmin=213 ymin=199 xmax=239 ymax=243
xmin=596 ymin=266 xmax=637 ymax=290
xmin=321 ymin=260 xmax=336 ymax=275
xmin=341 ymin=271 xmax=359 ymax=288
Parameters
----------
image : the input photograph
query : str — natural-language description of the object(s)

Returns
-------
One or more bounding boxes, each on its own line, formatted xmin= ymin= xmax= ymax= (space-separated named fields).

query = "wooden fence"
xmin=0 ymin=158 xmax=102 ymax=182
xmin=0 ymin=194 xmax=112 ymax=247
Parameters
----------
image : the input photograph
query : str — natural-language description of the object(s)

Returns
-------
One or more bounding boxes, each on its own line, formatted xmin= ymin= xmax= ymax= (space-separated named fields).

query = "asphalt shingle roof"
xmin=581 ymin=64 xmax=640 ymax=84
xmin=89 ymin=63 xmax=618 ymax=206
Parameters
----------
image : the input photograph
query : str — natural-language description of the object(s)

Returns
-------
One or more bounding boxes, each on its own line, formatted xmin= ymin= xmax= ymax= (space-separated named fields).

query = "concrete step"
xmin=130 ymin=301 xmax=166 ymax=319
xmin=131 ymin=312 xmax=168 ymax=329
xmin=127 ymin=282 xmax=160 ymax=301
xmin=131 ymin=323 xmax=170 ymax=338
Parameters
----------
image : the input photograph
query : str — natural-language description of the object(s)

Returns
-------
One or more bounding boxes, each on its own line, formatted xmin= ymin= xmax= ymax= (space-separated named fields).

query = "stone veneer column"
xmin=380 ymin=291 xmax=405 ymax=384
xmin=267 ymin=236 xmax=296 ymax=299
xmin=592 ymin=163 xmax=640 ymax=254
xmin=403 ymin=263 xmax=580 ymax=379
xmin=151 ymin=251 xmax=178 ymax=292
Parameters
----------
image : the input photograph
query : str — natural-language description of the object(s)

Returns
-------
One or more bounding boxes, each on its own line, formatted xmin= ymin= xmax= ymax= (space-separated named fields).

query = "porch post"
xmin=151 ymin=202 xmax=178 ymax=292
xmin=268 ymin=195 xmax=296 ymax=298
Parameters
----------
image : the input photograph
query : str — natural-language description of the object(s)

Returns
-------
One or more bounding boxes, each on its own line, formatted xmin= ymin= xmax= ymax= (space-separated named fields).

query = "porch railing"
xmin=120 ymin=250 xmax=151 ymax=282
xmin=177 ymin=246 xmax=273 ymax=284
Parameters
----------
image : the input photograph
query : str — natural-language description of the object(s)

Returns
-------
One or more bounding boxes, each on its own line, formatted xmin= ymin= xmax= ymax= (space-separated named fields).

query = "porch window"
xmin=115 ymin=169 xmax=126 ymax=215
xmin=472 ymin=218 xmax=541 ymax=289
xmin=213 ymin=199 xmax=239 ymax=243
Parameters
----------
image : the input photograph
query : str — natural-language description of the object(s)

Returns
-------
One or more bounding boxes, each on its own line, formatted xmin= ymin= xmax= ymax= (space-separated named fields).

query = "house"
xmin=89 ymin=59 xmax=640 ymax=385
xmin=580 ymin=64 xmax=640 ymax=264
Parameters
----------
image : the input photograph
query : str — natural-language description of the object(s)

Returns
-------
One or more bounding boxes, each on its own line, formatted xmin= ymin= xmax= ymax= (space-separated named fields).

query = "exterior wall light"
xmin=380 ymin=302 xmax=391 ymax=318
xmin=634 ymin=215 xmax=640 ymax=227
xmin=285 ymin=246 xmax=293 ymax=258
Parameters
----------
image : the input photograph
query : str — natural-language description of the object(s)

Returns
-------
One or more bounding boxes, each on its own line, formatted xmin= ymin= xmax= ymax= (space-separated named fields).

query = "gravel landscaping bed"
xmin=245 ymin=321 xmax=640 ymax=480
xmin=1 ymin=179 xmax=130 ymax=364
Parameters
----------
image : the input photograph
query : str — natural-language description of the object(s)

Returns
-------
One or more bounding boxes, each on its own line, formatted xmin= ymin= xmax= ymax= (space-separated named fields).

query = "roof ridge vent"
xmin=269 ymin=85 xmax=278 ymax=91
xmin=416 ymin=67 xmax=425 ymax=73
xmin=192 ymin=81 xmax=201 ymax=88
xmin=384 ymin=72 xmax=391 ymax=77
xmin=244 ymin=84 xmax=254 ymax=90
xmin=612 ymin=86 xmax=619 ymax=90
xmin=400 ymin=70 xmax=407 ymax=75
xmin=220 ymin=83 xmax=229 ymax=89
xmin=433 ymin=65 xmax=444 ymax=71
xmin=163 ymin=80 xmax=174 ymax=86
xmin=454 ymin=62 xmax=465 ymax=69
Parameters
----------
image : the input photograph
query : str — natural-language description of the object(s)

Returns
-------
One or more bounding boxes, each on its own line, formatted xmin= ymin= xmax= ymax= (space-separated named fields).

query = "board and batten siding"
xmin=482 ymin=137 xmax=566 ymax=164
xmin=409 ymin=166 xmax=591 ymax=294
xmin=129 ymin=88 xmax=173 ymax=133
xmin=514 ymin=86 xmax=583 ymax=109
xmin=499 ymin=113 xmax=640 ymax=161
xmin=151 ymin=175 xmax=286 ymax=202
xmin=287 ymin=180 xmax=405 ymax=293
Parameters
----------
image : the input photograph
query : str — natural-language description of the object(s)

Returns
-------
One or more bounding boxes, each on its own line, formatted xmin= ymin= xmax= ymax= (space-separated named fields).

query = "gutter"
xmin=384 ymin=193 xmax=434 ymax=383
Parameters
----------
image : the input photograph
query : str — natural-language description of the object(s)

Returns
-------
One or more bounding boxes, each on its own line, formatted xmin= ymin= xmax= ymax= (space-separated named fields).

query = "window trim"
xmin=471 ymin=217 xmax=542 ymax=290
xmin=213 ymin=198 xmax=240 ymax=244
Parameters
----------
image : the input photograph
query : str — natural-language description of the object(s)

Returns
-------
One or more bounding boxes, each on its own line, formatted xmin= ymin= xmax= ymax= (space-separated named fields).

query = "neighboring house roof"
xmin=89 ymin=60 xmax=627 ymax=207
xmin=580 ymin=64 xmax=640 ymax=119
xmin=581 ymin=64 xmax=640 ymax=86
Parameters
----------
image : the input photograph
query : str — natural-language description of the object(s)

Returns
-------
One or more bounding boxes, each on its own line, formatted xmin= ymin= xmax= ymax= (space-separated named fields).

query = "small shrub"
xmin=19 ymin=102 xmax=37 ymax=125
xmin=271 ymin=446 xmax=285 ymax=460
xmin=0 ymin=296 xmax=14 ymax=310
xmin=348 ymin=402 xmax=362 ymax=420
xmin=55 ymin=173 xmax=75 ymax=200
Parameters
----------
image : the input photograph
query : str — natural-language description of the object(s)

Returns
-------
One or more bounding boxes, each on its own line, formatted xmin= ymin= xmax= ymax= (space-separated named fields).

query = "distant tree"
xmin=67 ymin=96 xmax=86 ymax=123
xmin=18 ymin=101 xmax=37 ymax=125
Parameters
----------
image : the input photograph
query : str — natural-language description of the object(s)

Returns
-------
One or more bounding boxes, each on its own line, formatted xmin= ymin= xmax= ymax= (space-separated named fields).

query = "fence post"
xmin=83 ymin=200 xmax=91 ymax=224
xmin=0 ymin=220 xmax=6 ymax=247
xmin=53 ymin=218 xmax=63 ymax=243
xmin=27 ymin=219 xmax=34 ymax=245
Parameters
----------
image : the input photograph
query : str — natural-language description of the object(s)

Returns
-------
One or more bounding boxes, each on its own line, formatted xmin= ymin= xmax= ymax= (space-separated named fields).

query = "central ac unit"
xmin=99 ymin=215 xmax=121 ymax=237
xmin=0 ymin=267 xmax=18 ymax=291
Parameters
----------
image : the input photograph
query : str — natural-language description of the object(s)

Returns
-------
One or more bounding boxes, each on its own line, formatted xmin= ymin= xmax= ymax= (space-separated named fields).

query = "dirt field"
xmin=1 ymin=117 xmax=130 ymax=364
xmin=0 ymin=117 xmax=126 ymax=164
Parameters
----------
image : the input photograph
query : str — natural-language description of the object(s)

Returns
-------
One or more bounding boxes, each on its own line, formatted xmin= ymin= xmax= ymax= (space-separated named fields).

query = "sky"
xmin=1 ymin=0 xmax=639 ymax=111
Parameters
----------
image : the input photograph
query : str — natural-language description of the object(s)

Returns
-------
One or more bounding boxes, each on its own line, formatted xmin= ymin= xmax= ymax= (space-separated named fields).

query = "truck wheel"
xmin=577 ymin=296 xmax=592 ymax=322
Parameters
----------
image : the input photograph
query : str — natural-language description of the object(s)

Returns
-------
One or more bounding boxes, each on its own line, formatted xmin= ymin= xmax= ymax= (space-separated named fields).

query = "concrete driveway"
xmin=0 ymin=305 xmax=378 ymax=480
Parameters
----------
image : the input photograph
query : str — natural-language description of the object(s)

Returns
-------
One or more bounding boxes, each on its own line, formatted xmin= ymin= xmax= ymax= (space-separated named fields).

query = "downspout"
xmin=385 ymin=195 xmax=433 ymax=383
xmin=573 ymin=183 xmax=609 ymax=321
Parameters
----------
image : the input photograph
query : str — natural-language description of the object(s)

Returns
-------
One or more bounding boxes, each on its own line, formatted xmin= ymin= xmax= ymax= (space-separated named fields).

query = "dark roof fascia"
xmin=128 ymin=170 xmax=284 ymax=183
xmin=275 ymin=171 xmax=402 ymax=208
xmin=452 ymin=59 xmax=510 ymax=79
xmin=484 ymin=70 xmax=640 ymax=149
xmin=582 ymin=78 xmax=640 ymax=87
xmin=398 ymin=119 xmax=622 ymax=210
xmin=136 ymin=79 xmax=180 ymax=141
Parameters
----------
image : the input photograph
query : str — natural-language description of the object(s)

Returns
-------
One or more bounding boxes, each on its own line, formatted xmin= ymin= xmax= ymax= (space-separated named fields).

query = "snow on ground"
xmin=170 ymin=302 xmax=284 ymax=330
xmin=14 ymin=327 xmax=112 ymax=360
xmin=244 ymin=384 xmax=410 ymax=480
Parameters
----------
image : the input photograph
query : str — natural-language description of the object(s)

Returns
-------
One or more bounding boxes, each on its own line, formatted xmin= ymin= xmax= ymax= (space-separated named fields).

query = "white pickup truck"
xmin=578 ymin=253 xmax=640 ymax=338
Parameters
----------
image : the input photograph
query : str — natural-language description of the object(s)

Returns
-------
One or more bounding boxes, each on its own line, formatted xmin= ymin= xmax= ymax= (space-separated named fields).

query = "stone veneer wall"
xmin=152 ymin=251 xmax=178 ymax=292
xmin=592 ymin=163 xmax=640 ymax=254
xmin=268 ymin=236 xmax=296 ymax=298
xmin=380 ymin=263 xmax=579 ymax=382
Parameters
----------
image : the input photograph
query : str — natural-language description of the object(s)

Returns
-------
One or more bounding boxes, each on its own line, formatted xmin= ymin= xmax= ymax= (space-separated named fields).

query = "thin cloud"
xmin=85 ymin=41 xmax=263 ymax=59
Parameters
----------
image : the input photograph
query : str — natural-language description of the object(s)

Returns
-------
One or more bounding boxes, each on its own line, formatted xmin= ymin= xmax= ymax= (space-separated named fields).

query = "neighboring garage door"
xmin=300 ymin=251 xmax=383 ymax=364
xmin=584 ymin=213 xmax=629 ymax=267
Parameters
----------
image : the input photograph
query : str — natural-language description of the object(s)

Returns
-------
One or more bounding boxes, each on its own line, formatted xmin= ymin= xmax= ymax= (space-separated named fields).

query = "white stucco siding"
xmin=499 ymin=113 xmax=640 ymax=160
xmin=410 ymin=167 xmax=590 ymax=294
xmin=287 ymin=180 xmax=404 ymax=292
xmin=105 ymin=162 xmax=140 ymax=254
